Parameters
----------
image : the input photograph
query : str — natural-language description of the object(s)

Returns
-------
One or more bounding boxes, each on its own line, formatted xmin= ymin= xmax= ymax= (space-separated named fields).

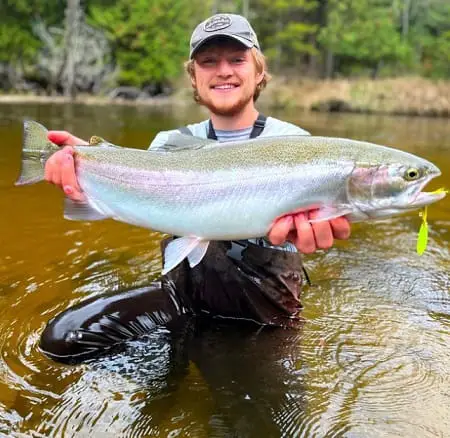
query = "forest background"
xmin=1 ymin=0 xmax=449 ymax=115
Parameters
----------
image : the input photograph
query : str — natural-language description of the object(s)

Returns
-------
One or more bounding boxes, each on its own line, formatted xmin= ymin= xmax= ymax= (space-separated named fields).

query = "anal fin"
xmin=187 ymin=240 xmax=210 ymax=268
xmin=162 ymin=237 xmax=209 ymax=275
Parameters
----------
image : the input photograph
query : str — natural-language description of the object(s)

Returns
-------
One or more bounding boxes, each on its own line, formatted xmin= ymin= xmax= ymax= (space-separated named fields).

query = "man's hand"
xmin=268 ymin=210 xmax=351 ymax=253
xmin=44 ymin=131 xmax=88 ymax=202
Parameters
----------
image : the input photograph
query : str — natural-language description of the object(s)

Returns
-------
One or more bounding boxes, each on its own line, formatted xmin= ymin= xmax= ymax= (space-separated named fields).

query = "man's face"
xmin=192 ymin=39 xmax=264 ymax=117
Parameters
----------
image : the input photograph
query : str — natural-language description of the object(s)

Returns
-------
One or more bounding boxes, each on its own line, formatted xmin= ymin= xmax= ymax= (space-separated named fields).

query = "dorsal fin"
xmin=89 ymin=136 xmax=122 ymax=148
xmin=89 ymin=135 xmax=106 ymax=145
xmin=157 ymin=133 xmax=218 ymax=152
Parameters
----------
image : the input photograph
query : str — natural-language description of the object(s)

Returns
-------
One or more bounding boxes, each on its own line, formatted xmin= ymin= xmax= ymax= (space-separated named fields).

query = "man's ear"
xmin=256 ymin=70 xmax=265 ymax=85
xmin=190 ymin=63 xmax=197 ymax=88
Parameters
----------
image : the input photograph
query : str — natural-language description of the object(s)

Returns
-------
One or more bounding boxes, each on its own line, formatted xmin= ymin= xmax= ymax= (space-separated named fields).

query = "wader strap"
xmin=207 ymin=113 xmax=267 ymax=140
xmin=207 ymin=119 xmax=218 ymax=140
xmin=179 ymin=114 xmax=267 ymax=139
xmin=249 ymin=113 xmax=267 ymax=138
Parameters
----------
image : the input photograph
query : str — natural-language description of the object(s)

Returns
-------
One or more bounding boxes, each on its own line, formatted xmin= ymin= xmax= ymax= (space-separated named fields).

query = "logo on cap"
xmin=204 ymin=14 xmax=232 ymax=32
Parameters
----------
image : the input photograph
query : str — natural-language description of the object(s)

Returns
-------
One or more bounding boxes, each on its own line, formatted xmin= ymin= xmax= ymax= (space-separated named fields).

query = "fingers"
xmin=330 ymin=216 xmax=351 ymax=240
xmin=268 ymin=211 xmax=352 ymax=254
xmin=48 ymin=130 xmax=88 ymax=146
xmin=44 ymin=147 xmax=86 ymax=202
xmin=44 ymin=148 xmax=72 ymax=186
xmin=45 ymin=129 xmax=87 ymax=201
xmin=293 ymin=213 xmax=317 ymax=254
xmin=269 ymin=212 xmax=328 ymax=253
xmin=267 ymin=215 xmax=294 ymax=245
xmin=309 ymin=210 xmax=334 ymax=250
xmin=61 ymin=152 xmax=86 ymax=202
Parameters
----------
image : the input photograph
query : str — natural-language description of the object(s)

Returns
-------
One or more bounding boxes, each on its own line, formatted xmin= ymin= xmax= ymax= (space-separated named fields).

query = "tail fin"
xmin=15 ymin=120 xmax=59 ymax=186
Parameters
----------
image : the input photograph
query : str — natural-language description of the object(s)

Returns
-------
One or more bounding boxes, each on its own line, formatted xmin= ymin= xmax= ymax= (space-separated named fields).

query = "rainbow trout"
xmin=16 ymin=120 xmax=446 ymax=274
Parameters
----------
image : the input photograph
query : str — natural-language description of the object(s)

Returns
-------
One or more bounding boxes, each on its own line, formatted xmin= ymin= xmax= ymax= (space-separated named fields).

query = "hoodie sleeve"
xmin=261 ymin=117 xmax=311 ymax=137
xmin=148 ymin=130 xmax=176 ymax=151
xmin=149 ymin=121 xmax=209 ymax=151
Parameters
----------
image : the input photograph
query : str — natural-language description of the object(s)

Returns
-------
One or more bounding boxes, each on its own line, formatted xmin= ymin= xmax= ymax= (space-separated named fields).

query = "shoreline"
xmin=1 ymin=77 xmax=449 ymax=118
xmin=257 ymin=77 xmax=450 ymax=118
xmin=0 ymin=94 xmax=174 ymax=107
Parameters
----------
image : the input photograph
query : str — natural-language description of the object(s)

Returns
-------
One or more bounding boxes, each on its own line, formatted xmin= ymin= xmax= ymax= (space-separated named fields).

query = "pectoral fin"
xmin=162 ymin=237 xmax=210 ymax=275
xmin=64 ymin=198 xmax=109 ymax=221
xmin=307 ymin=205 xmax=353 ymax=223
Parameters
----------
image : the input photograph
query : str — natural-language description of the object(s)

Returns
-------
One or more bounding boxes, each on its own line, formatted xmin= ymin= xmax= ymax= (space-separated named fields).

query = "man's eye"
xmin=232 ymin=57 xmax=245 ymax=63
xmin=201 ymin=58 xmax=216 ymax=65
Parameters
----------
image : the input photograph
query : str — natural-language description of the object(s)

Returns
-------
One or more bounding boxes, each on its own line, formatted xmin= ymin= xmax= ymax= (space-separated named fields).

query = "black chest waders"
xmin=40 ymin=114 xmax=306 ymax=364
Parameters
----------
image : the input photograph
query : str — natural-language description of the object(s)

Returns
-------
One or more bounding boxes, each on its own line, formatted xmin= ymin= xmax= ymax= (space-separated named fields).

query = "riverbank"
xmin=256 ymin=76 xmax=450 ymax=117
xmin=0 ymin=93 xmax=173 ymax=107
xmin=1 ymin=77 xmax=449 ymax=117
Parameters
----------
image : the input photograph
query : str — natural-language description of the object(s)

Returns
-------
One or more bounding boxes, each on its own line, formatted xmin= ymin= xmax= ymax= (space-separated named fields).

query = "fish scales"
xmin=76 ymin=136 xmax=426 ymax=173
xmin=78 ymin=157 xmax=347 ymax=238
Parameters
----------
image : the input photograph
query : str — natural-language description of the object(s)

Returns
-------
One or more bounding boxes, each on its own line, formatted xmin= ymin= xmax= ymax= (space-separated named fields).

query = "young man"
xmin=40 ymin=14 xmax=350 ymax=363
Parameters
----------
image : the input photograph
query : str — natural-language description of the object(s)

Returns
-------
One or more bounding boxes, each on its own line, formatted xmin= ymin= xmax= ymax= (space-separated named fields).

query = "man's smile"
xmin=211 ymin=83 xmax=240 ymax=91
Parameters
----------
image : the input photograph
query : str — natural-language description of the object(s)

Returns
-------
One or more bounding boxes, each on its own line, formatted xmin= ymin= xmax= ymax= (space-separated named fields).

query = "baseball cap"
xmin=189 ymin=14 xmax=260 ymax=58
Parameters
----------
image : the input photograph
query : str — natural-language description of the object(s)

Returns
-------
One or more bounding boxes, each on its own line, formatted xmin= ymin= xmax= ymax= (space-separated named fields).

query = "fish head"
xmin=348 ymin=158 xmax=446 ymax=220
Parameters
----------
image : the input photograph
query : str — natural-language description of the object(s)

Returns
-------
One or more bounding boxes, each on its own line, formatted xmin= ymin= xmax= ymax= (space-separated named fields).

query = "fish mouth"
xmin=409 ymin=171 xmax=447 ymax=208
xmin=411 ymin=189 xmax=447 ymax=207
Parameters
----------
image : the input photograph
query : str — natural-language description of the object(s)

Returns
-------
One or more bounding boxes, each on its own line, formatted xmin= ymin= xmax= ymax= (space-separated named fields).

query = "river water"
xmin=0 ymin=102 xmax=449 ymax=437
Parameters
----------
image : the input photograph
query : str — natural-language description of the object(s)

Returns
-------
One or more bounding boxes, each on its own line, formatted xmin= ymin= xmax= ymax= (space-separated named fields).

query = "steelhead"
xmin=16 ymin=120 xmax=446 ymax=274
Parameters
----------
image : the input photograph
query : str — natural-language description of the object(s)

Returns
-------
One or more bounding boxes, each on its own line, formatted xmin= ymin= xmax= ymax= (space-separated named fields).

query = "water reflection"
xmin=0 ymin=103 xmax=449 ymax=436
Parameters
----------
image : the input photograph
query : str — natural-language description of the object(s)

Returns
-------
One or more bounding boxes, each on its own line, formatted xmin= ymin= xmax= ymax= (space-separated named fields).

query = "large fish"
xmin=16 ymin=120 xmax=446 ymax=274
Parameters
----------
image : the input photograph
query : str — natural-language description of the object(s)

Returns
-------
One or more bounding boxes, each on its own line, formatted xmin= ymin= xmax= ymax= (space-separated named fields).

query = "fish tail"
xmin=15 ymin=120 xmax=59 ymax=186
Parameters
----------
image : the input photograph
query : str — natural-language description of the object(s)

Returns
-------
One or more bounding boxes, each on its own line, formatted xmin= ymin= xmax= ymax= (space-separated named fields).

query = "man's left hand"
xmin=268 ymin=210 xmax=351 ymax=253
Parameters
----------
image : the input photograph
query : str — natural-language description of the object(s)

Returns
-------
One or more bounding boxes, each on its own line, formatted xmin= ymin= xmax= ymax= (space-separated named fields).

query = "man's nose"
xmin=216 ymin=59 xmax=233 ymax=76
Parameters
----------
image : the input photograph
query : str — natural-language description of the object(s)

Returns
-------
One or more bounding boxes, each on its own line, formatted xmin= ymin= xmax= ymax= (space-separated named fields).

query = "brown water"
xmin=1 ymin=102 xmax=449 ymax=437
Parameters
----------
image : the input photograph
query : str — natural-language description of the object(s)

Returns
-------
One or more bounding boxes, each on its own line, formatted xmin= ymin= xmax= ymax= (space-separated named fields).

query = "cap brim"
xmin=190 ymin=34 xmax=254 ymax=58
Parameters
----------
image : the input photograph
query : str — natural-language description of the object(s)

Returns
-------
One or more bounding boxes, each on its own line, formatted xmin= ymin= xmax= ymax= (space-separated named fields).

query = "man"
xmin=40 ymin=14 xmax=350 ymax=364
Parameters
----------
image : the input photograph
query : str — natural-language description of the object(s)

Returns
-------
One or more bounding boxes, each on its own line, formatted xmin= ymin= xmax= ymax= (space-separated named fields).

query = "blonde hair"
xmin=185 ymin=47 xmax=272 ymax=103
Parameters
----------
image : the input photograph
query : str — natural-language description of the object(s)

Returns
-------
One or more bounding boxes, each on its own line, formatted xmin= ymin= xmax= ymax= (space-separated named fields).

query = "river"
xmin=1 ymin=102 xmax=449 ymax=437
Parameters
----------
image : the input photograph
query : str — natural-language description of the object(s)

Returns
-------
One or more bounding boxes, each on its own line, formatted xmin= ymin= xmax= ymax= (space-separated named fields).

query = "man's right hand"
xmin=44 ymin=131 xmax=88 ymax=202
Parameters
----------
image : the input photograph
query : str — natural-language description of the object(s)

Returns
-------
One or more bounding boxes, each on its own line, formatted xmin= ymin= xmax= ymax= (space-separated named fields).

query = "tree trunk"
xmin=63 ymin=0 xmax=82 ymax=99
xmin=211 ymin=0 xmax=218 ymax=14
xmin=275 ymin=16 xmax=282 ymax=73
xmin=242 ymin=0 xmax=249 ymax=17
xmin=402 ymin=0 xmax=410 ymax=39
xmin=318 ymin=0 xmax=331 ymax=78
xmin=371 ymin=59 xmax=383 ymax=79
xmin=325 ymin=49 xmax=334 ymax=78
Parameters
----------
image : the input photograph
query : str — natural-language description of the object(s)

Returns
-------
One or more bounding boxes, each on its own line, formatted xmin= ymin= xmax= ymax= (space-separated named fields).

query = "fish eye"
xmin=404 ymin=167 xmax=421 ymax=181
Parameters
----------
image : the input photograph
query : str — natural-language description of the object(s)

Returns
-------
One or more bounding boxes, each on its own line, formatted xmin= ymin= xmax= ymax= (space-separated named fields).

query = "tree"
xmin=88 ymin=0 xmax=206 ymax=88
xmin=0 ymin=0 xmax=65 ymax=89
xmin=253 ymin=0 xmax=319 ymax=73
xmin=318 ymin=0 xmax=411 ymax=77
xmin=1 ymin=0 xmax=449 ymax=93
xmin=399 ymin=0 xmax=450 ymax=77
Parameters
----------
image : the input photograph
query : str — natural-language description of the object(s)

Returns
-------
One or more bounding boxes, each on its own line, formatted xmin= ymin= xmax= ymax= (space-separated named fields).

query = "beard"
xmin=197 ymin=86 xmax=256 ymax=117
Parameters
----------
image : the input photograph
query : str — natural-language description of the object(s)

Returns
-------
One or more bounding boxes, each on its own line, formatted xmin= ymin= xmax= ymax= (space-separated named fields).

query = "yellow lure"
xmin=417 ymin=206 xmax=428 ymax=255
xmin=416 ymin=188 xmax=448 ymax=255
